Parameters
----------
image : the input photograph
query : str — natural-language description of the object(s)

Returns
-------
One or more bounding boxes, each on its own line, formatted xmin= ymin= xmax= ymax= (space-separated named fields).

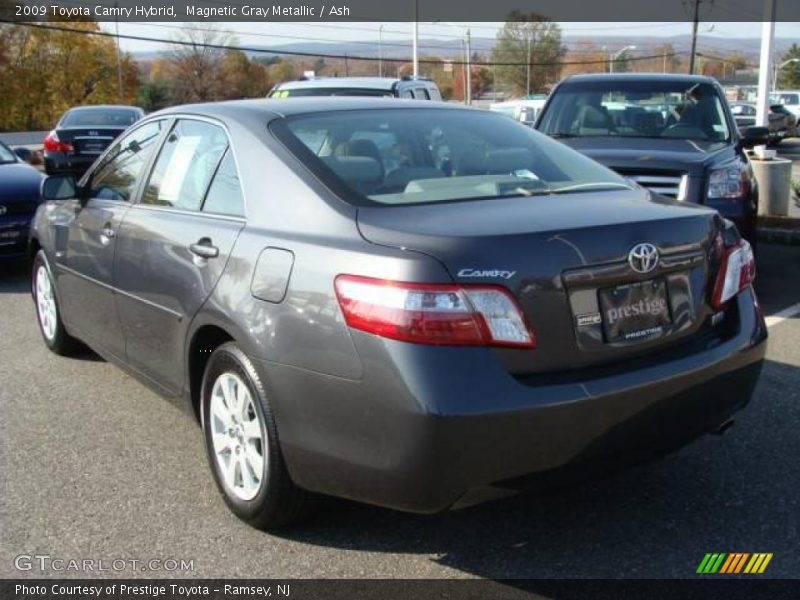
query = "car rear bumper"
xmin=258 ymin=289 xmax=767 ymax=513
xmin=44 ymin=153 xmax=97 ymax=176
xmin=0 ymin=215 xmax=33 ymax=259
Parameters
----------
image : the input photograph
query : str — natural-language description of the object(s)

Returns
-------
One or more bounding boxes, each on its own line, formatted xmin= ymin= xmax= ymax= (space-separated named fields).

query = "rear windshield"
xmin=0 ymin=142 xmax=16 ymax=163
xmin=272 ymin=108 xmax=630 ymax=207
xmin=771 ymin=93 xmax=799 ymax=106
xmin=60 ymin=108 xmax=139 ymax=127
xmin=270 ymin=88 xmax=394 ymax=98
xmin=538 ymin=80 xmax=731 ymax=142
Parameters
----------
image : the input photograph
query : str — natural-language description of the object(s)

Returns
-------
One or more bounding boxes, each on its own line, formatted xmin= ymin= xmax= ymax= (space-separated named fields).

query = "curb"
xmin=757 ymin=228 xmax=800 ymax=246
xmin=757 ymin=214 xmax=800 ymax=230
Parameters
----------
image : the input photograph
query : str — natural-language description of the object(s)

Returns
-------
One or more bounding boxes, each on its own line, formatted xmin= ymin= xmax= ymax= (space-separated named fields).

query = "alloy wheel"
xmin=209 ymin=372 xmax=266 ymax=501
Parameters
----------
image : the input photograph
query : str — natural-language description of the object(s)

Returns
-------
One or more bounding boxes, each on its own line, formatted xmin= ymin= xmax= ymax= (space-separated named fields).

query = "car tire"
xmin=32 ymin=250 xmax=79 ymax=355
xmin=201 ymin=342 xmax=316 ymax=531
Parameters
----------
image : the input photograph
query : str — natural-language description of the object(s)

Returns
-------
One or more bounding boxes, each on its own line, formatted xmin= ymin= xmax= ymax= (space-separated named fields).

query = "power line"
xmin=2 ymin=20 xmax=688 ymax=68
xmin=119 ymin=21 xmax=645 ymax=56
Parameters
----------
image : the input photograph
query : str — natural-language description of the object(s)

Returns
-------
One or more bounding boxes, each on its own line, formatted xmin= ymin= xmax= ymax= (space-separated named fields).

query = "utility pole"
xmin=466 ymin=29 xmax=472 ymax=105
xmin=114 ymin=2 xmax=123 ymax=102
xmin=688 ymin=0 xmax=701 ymax=74
xmin=378 ymin=25 xmax=383 ymax=77
xmin=526 ymin=35 xmax=531 ymax=96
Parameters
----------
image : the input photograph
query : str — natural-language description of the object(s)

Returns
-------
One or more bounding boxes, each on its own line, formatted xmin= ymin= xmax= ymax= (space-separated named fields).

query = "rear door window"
xmin=141 ymin=119 xmax=228 ymax=211
xmin=202 ymin=150 xmax=245 ymax=217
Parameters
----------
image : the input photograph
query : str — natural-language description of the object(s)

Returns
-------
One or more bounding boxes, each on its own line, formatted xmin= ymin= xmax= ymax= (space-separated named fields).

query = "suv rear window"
xmin=272 ymin=108 xmax=630 ymax=207
xmin=538 ymin=80 xmax=731 ymax=142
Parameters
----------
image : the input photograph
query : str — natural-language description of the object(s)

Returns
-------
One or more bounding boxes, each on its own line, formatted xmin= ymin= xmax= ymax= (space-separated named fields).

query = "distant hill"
xmin=130 ymin=34 xmax=797 ymax=63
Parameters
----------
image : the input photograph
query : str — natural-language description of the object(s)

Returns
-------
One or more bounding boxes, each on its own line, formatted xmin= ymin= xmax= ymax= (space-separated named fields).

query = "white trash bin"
xmin=751 ymin=157 xmax=792 ymax=217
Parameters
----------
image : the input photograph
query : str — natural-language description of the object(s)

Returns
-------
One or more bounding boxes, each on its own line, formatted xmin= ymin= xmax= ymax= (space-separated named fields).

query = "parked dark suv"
xmin=536 ymin=74 xmax=765 ymax=244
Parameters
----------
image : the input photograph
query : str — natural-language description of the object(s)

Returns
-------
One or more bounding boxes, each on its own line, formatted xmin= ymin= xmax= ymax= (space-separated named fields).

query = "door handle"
xmin=189 ymin=238 xmax=219 ymax=259
xmin=100 ymin=224 xmax=115 ymax=245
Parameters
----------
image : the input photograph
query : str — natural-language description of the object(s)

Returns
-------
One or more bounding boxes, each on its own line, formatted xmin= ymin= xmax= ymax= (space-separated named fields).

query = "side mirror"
xmin=41 ymin=175 xmax=79 ymax=201
xmin=740 ymin=126 xmax=770 ymax=148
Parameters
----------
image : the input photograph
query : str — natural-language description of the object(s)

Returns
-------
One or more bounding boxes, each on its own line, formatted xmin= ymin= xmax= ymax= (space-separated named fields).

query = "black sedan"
xmin=0 ymin=141 xmax=43 ymax=260
xmin=31 ymin=99 xmax=766 ymax=530
xmin=43 ymin=105 xmax=144 ymax=176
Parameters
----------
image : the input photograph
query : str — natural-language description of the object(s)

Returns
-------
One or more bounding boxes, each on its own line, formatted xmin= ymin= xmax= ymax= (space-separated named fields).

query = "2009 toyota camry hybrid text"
xmin=31 ymin=99 xmax=766 ymax=530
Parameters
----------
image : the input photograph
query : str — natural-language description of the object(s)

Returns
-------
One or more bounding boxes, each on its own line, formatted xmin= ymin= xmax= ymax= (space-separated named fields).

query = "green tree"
xmin=136 ymin=82 xmax=171 ymax=112
xmin=777 ymin=44 xmax=800 ymax=89
xmin=611 ymin=49 xmax=633 ymax=74
xmin=491 ymin=12 xmax=565 ymax=96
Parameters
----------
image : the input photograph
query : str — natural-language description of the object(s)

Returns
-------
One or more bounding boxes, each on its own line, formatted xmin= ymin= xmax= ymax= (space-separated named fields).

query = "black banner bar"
xmin=1 ymin=0 xmax=800 ymax=23
xmin=3 ymin=579 xmax=800 ymax=600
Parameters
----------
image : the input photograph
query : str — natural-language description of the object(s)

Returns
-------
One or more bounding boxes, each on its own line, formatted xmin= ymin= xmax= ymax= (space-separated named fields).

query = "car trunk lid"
xmin=55 ymin=127 xmax=126 ymax=157
xmin=356 ymin=189 xmax=725 ymax=375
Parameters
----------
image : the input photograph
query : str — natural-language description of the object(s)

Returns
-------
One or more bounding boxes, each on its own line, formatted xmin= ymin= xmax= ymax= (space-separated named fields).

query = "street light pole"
xmin=774 ymin=58 xmax=800 ymax=90
xmin=466 ymin=28 xmax=472 ymax=105
xmin=756 ymin=0 xmax=776 ymax=127
xmin=610 ymin=45 xmax=636 ymax=74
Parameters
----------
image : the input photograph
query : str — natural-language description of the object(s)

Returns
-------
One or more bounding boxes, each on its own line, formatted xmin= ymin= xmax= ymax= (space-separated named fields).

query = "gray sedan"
xmin=31 ymin=98 xmax=766 ymax=530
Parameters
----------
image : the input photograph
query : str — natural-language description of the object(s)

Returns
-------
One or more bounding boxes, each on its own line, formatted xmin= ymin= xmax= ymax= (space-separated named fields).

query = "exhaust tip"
xmin=712 ymin=418 xmax=735 ymax=436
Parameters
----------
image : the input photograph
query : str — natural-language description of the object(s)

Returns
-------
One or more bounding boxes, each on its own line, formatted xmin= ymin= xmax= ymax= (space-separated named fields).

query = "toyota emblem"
xmin=0 ymin=205 xmax=6 ymax=216
xmin=628 ymin=243 xmax=659 ymax=274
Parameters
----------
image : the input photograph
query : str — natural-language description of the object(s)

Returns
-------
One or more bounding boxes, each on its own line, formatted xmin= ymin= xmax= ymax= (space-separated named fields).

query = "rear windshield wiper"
xmin=549 ymin=132 xmax=578 ymax=138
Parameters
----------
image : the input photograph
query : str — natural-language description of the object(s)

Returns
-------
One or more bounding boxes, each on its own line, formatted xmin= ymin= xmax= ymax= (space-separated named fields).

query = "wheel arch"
xmin=186 ymin=322 xmax=238 ymax=422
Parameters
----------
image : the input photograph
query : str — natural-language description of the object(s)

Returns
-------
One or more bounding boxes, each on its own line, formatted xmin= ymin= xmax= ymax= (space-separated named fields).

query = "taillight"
xmin=334 ymin=275 xmax=535 ymax=348
xmin=43 ymin=131 xmax=73 ymax=153
xmin=711 ymin=239 xmax=756 ymax=310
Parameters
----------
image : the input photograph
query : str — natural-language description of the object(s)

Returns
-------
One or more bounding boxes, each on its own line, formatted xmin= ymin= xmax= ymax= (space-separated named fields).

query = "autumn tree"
xmin=268 ymin=60 xmax=297 ymax=85
xmin=219 ymin=50 xmax=271 ymax=99
xmin=560 ymin=43 xmax=608 ymax=78
xmin=0 ymin=20 xmax=138 ymax=131
xmin=491 ymin=12 xmax=565 ymax=96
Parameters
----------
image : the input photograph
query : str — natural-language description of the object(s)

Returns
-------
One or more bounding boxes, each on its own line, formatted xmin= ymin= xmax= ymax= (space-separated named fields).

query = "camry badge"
xmin=628 ymin=243 xmax=659 ymax=274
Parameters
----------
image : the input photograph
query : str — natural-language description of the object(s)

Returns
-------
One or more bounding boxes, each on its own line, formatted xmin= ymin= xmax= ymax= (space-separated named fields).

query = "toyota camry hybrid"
xmin=30 ymin=98 xmax=766 ymax=530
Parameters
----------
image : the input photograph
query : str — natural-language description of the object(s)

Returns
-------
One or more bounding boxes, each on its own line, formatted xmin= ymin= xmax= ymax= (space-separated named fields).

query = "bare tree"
xmin=168 ymin=26 xmax=233 ymax=103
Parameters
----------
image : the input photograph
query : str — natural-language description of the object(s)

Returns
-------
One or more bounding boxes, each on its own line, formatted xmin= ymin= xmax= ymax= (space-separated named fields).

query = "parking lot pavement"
xmin=0 ymin=245 xmax=799 ymax=580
